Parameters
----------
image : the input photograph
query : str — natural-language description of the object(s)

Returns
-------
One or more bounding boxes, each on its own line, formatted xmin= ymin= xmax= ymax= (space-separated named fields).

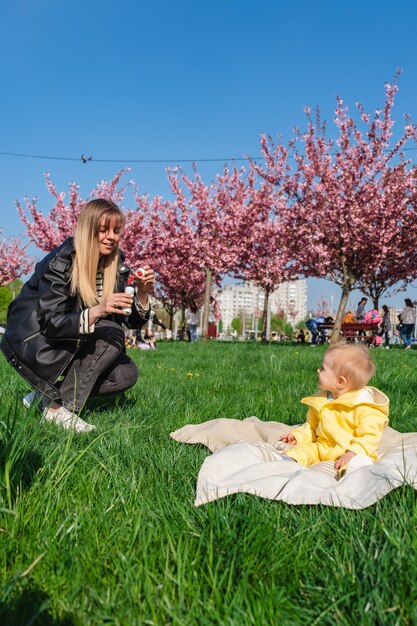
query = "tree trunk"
xmin=201 ymin=267 xmax=212 ymax=340
xmin=329 ymin=284 xmax=352 ymax=345
xmin=163 ymin=303 xmax=176 ymax=331
xmin=261 ymin=289 xmax=270 ymax=343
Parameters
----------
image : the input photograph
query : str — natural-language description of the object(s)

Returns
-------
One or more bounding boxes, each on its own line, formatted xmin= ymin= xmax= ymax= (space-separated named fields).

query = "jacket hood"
xmin=301 ymin=386 xmax=389 ymax=415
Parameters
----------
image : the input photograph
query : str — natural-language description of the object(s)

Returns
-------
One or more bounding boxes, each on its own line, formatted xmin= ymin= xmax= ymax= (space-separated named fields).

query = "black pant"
xmin=58 ymin=320 xmax=138 ymax=412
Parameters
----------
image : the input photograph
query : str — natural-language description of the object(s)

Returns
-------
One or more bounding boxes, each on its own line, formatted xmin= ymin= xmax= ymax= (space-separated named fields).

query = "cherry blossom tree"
xmin=254 ymin=73 xmax=417 ymax=343
xmin=123 ymin=191 xmax=207 ymax=330
xmin=352 ymin=163 xmax=417 ymax=308
xmin=17 ymin=169 xmax=134 ymax=252
xmin=0 ymin=230 xmax=34 ymax=286
xmin=315 ymin=294 xmax=333 ymax=318
xmin=15 ymin=169 xmax=208 ymax=328
xmin=166 ymin=166 xmax=251 ymax=338
xmin=229 ymin=170 xmax=295 ymax=341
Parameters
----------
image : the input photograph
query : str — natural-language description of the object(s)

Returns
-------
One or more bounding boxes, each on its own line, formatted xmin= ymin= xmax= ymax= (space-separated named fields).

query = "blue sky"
xmin=1 ymin=0 xmax=417 ymax=312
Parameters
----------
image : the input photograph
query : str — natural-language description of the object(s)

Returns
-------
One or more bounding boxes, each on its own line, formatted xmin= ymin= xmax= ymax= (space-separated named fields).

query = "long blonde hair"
xmin=70 ymin=199 xmax=125 ymax=307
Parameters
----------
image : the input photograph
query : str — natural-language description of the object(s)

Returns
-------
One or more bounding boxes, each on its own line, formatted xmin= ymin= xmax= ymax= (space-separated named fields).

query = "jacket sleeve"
xmin=123 ymin=300 xmax=152 ymax=330
xmin=290 ymin=408 xmax=319 ymax=443
xmin=348 ymin=407 xmax=388 ymax=458
xmin=37 ymin=254 xmax=81 ymax=340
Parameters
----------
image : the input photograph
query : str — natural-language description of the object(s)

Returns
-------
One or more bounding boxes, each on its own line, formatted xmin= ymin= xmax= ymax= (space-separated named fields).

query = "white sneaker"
xmin=43 ymin=406 xmax=96 ymax=433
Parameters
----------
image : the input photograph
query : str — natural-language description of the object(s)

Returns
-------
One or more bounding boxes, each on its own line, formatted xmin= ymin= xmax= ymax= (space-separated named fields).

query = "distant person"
xmin=342 ymin=311 xmax=356 ymax=325
xmin=305 ymin=316 xmax=325 ymax=346
xmin=136 ymin=330 xmax=156 ymax=350
xmin=208 ymin=296 xmax=218 ymax=338
xmin=186 ymin=302 xmax=199 ymax=342
xmin=177 ymin=325 xmax=187 ymax=341
xmin=296 ymin=329 xmax=306 ymax=344
xmin=381 ymin=305 xmax=391 ymax=349
xmin=356 ymin=297 xmax=368 ymax=322
xmin=306 ymin=316 xmax=333 ymax=345
xmin=356 ymin=297 xmax=368 ymax=338
xmin=398 ymin=298 xmax=416 ymax=350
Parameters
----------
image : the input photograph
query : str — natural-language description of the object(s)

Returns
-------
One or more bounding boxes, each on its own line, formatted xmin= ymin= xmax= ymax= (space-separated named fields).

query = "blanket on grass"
xmin=170 ymin=417 xmax=417 ymax=509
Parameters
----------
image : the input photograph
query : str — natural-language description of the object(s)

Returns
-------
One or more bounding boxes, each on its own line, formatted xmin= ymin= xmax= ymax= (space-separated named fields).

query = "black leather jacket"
xmin=1 ymin=238 xmax=150 ymax=399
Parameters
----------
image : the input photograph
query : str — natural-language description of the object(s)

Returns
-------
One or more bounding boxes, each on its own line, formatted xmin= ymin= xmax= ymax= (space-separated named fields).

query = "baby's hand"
xmin=334 ymin=450 xmax=356 ymax=470
xmin=279 ymin=434 xmax=297 ymax=445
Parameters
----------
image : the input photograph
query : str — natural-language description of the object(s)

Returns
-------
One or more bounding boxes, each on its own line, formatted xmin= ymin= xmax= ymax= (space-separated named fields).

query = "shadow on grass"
xmin=0 ymin=407 xmax=43 ymax=508
xmin=20 ymin=447 xmax=41 ymax=483
xmin=83 ymin=390 xmax=137 ymax=414
xmin=0 ymin=445 xmax=42 ymax=509
xmin=0 ymin=587 xmax=74 ymax=626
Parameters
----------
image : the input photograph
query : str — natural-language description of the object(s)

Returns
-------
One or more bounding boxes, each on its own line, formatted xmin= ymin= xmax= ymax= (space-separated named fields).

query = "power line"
xmin=0 ymin=150 xmax=262 ymax=164
xmin=0 ymin=146 xmax=416 ymax=165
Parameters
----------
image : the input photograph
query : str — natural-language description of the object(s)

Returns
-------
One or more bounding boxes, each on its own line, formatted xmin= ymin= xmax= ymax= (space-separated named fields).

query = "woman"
xmin=356 ymin=297 xmax=368 ymax=338
xmin=1 ymin=199 xmax=154 ymax=432
xmin=381 ymin=305 xmax=391 ymax=349
xmin=135 ymin=329 xmax=156 ymax=350
xmin=355 ymin=297 xmax=368 ymax=322
xmin=186 ymin=302 xmax=199 ymax=342
xmin=398 ymin=298 xmax=416 ymax=350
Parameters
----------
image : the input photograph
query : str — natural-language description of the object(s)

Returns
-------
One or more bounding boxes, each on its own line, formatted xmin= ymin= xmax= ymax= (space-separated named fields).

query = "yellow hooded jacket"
xmin=286 ymin=386 xmax=389 ymax=466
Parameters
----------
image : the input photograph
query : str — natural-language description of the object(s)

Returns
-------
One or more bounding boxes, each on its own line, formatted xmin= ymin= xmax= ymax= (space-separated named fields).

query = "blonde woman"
xmin=1 ymin=199 xmax=154 ymax=432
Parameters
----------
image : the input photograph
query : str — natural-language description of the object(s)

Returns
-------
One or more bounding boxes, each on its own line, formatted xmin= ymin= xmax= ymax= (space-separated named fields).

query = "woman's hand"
xmin=88 ymin=292 xmax=134 ymax=325
xmin=279 ymin=434 xmax=297 ymax=444
xmin=134 ymin=265 xmax=154 ymax=308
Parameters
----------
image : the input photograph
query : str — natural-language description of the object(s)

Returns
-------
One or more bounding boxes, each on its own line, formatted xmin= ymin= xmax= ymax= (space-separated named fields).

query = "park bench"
xmin=340 ymin=322 xmax=380 ymax=344
xmin=308 ymin=320 xmax=380 ymax=345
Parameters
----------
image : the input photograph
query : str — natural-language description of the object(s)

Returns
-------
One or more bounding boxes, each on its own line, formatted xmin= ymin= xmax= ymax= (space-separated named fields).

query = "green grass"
xmin=1 ymin=341 xmax=417 ymax=625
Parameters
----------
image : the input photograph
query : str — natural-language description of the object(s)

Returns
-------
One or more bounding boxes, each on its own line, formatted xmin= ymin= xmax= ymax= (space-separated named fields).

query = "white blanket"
xmin=170 ymin=417 xmax=417 ymax=509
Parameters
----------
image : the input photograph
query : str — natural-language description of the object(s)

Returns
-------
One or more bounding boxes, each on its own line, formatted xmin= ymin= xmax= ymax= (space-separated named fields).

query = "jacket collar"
xmin=301 ymin=386 xmax=389 ymax=412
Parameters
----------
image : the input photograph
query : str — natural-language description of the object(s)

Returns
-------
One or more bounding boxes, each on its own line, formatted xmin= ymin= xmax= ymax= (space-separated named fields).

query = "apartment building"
xmin=217 ymin=280 xmax=308 ymax=332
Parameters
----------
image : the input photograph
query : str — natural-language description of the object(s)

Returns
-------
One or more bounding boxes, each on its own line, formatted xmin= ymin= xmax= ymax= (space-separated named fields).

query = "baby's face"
xmin=317 ymin=356 xmax=340 ymax=396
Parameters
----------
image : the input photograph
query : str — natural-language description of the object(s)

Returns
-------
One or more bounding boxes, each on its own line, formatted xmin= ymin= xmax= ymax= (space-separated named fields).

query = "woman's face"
xmin=98 ymin=215 xmax=122 ymax=256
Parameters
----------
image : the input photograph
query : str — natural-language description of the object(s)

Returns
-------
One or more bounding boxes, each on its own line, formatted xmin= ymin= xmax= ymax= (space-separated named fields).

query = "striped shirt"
xmin=79 ymin=271 xmax=104 ymax=334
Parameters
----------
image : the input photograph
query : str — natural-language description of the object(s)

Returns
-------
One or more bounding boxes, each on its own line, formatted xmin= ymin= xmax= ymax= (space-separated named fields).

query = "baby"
xmin=280 ymin=343 xmax=389 ymax=471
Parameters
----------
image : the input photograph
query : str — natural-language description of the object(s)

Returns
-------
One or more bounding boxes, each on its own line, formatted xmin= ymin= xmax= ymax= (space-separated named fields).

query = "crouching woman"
xmin=1 ymin=199 xmax=153 ymax=432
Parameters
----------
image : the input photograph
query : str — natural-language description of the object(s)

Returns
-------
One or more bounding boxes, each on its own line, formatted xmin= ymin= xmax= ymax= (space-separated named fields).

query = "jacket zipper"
xmin=23 ymin=331 xmax=83 ymax=345
xmin=23 ymin=331 xmax=41 ymax=343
